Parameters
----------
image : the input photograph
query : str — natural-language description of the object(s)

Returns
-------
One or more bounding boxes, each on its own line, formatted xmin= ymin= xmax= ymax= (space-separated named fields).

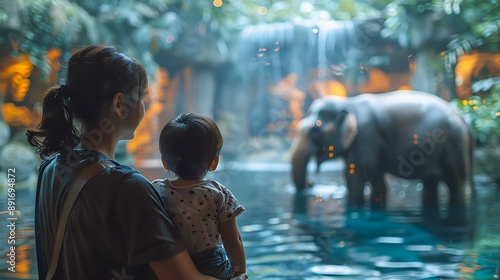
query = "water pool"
xmin=0 ymin=160 xmax=499 ymax=279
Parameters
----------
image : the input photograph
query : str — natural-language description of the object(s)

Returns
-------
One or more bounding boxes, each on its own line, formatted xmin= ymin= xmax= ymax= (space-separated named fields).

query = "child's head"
xmin=159 ymin=112 xmax=223 ymax=179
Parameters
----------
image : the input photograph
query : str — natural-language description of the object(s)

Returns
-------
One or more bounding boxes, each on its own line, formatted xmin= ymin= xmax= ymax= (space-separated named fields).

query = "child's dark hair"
xmin=159 ymin=112 xmax=223 ymax=179
xmin=26 ymin=44 xmax=148 ymax=158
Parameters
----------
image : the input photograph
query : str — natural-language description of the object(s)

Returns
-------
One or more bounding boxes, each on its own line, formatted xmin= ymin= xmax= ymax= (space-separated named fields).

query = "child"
xmin=152 ymin=112 xmax=247 ymax=280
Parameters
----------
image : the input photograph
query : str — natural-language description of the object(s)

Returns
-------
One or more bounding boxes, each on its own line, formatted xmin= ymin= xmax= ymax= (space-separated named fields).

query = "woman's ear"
xmin=209 ymin=156 xmax=219 ymax=171
xmin=339 ymin=110 xmax=358 ymax=149
xmin=112 ymin=92 xmax=124 ymax=117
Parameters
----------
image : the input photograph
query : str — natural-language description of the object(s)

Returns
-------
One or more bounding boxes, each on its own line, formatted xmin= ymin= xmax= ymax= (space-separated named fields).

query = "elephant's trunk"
xmin=316 ymin=156 xmax=324 ymax=173
xmin=291 ymin=139 xmax=314 ymax=191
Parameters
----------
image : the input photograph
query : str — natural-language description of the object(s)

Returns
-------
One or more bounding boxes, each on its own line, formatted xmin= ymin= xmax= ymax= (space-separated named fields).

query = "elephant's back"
xmin=352 ymin=90 xmax=451 ymax=111
xmin=355 ymin=91 xmax=470 ymax=179
xmin=355 ymin=91 xmax=463 ymax=127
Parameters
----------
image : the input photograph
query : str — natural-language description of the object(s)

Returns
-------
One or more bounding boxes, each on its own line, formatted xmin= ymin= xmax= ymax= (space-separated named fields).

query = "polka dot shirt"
xmin=152 ymin=179 xmax=244 ymax=254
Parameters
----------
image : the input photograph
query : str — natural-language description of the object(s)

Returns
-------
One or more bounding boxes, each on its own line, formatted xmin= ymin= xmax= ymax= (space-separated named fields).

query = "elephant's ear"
xmin=340 ymin=110 xmax=358 ymax=149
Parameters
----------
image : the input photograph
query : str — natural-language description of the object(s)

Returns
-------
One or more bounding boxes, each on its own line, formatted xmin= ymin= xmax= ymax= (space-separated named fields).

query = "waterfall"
xmin=233 ymin=20 xmax=364 ymax=137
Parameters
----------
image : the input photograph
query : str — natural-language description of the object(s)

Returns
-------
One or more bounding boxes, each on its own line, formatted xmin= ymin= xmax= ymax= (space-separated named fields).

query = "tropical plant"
xmin=451 ymin=81 xmax=500 ymax=183
xmin=0 ymin=0 xmax=97 ymax=75
xmin=0 ymin=0 xmax=393 ymax=77
xmin=452 ymin=83 xmax=500 ymax=143
xmin=381 ymin=0 xmax=500 ymax=66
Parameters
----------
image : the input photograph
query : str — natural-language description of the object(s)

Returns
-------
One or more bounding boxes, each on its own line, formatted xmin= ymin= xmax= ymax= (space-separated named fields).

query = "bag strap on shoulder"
xmin=46 ymin=161 xmax=114 ymax=280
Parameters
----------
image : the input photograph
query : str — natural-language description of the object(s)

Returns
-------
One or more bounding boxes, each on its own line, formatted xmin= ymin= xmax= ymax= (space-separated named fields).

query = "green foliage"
xmin=0 ymin=0 xmax=390 ymax=77
xmin=1 ymin=0 xmax=499 ymax=83
xmin=451 ymin=85 xmax=500 ymax=143
xmin=0 ymin=0 xmax=96 ymax=75
xmin=442 ymin=0 xmax=500 ymax=68
xmin=381 ymin=0 xmax=500 ymax=59
xmin=452 ymin=84 xmax=500 ymax=181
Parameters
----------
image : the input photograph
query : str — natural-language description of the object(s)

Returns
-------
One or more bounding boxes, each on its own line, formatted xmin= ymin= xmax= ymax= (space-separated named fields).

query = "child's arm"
xmin=220 ymin=218 xmax=246 ymax=276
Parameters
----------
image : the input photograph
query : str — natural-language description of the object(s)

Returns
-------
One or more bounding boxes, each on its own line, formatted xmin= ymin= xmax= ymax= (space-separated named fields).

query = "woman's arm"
xmin=220 ymin=218 xmax=246 ymax=276
xmin=150 ymin=250 xmax=219 ymax=280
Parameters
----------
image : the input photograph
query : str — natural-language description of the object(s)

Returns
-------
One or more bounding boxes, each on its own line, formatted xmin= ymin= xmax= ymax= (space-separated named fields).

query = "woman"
xmin=26 ymin=44 xmax=218 ymax=280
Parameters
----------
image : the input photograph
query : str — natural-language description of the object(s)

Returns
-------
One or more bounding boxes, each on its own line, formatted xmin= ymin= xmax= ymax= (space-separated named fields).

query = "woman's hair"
xmin=26 ymin=44 xmax=148 ymax=158
xmin=159 ymin=112 xmax=223 ymax=179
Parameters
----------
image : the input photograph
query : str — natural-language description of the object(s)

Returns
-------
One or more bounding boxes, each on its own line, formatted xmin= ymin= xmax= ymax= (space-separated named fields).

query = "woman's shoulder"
xmin=151 ymin=178 xmax=167 ymax=186
xmin=110 ymin=165 xmax=152 ymax=187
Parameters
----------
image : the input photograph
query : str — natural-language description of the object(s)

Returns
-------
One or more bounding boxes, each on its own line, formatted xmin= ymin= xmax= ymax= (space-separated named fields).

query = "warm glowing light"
xmin=258 ymin=6 xmax=267 ymax=15
xmin=2 ymin=103 xmax=34 ymax=126
xmin=329 ymin=146 xmax=334 ymax=151
xmin=213 ymin=0 xmax=223 ymax=7
xmin=496 ymin=112 xmax=500 ymax=116
xmin=413 ymin=134 xmax=418 ymax=139
xmin=348 ymin=163 xmax=355 ymax=174
xmin=462 ymin=100 xmax=468 ymax=106
xmin=315 ymin=120 xmax=322 ymax=126
xmin=473 ymin=106 xmax=478 ymax=110
xmin=1 ymin=53 xmax=33 ymax=102
xmin=329 ymin=152 xmax=334 ymax=158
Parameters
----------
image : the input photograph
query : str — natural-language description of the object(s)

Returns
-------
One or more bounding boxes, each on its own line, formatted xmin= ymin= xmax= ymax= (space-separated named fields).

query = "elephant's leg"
xmin=443 ymin=171 xmax=466 ymax=226
xmin=370 ymin=174 xmax=387 ymax=211
xmin=345 ymin=171 xmax=367 ymax=213
xmin=422 ymin=178 xmax=440 ymax=222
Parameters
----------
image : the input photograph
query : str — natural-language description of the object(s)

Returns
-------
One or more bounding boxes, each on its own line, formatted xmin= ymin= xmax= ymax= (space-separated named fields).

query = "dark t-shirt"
xmin=35 ymin=150 xmax=185 ymax=279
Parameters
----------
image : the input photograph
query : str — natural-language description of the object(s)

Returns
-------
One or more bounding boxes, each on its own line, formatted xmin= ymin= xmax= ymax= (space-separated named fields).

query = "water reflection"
xmin=0 ymin=161 xmax=499 ymax=279
xmin=212 ymin=161 xmax=499 ymax=280
xmin=0 ymin=187 xmax=37 ymax=279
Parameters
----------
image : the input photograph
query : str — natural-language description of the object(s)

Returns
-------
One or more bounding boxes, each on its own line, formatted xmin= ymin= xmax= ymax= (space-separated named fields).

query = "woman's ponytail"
xmin=26 ymin=85 xmax=79 ymax=159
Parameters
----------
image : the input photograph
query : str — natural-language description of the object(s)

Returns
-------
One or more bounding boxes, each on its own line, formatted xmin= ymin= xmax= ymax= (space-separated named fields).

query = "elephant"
xmin=290 ymin=90 xmax=473 ymax=223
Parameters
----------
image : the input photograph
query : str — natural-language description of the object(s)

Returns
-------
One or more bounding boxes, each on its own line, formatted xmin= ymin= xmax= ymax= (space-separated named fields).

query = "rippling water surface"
xmin=1 ymin=160 xmax=499 ymax=279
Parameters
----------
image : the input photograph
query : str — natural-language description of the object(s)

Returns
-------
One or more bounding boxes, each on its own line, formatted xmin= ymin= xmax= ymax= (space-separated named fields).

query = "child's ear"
xmin=209 ymin=156 xmax=219 ymax=171
xmin=161 ymin=157 xmax=169 ymax=171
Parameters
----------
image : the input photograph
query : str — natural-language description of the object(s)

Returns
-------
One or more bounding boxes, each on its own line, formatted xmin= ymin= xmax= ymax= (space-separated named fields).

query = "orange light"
xmin=213 ymin=0 xmax=223 ymax=7
xmin=2 ymin=103 xmax=35 ymax=126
